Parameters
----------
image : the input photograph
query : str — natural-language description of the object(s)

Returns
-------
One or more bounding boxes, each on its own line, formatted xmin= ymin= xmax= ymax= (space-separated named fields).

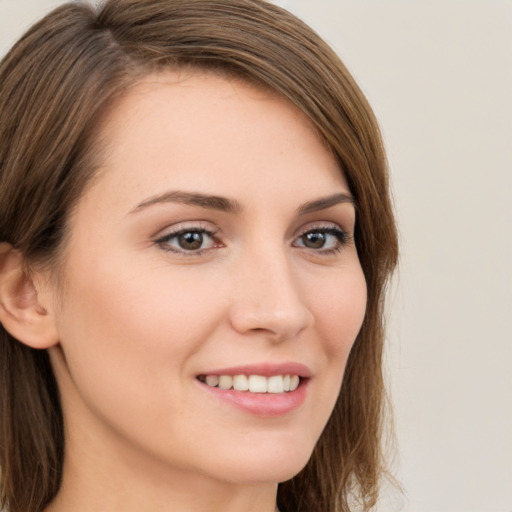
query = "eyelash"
xmin=294 ymin=225 xmax=351 ymax=255
xmin=155 ymin=224 xmax=351 ymax=256
xmin=155 ymin=226 xmax=221 ymax=255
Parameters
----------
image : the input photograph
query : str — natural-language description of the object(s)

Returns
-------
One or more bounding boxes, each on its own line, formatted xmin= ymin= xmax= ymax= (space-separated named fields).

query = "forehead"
xmin=83 ymin=69 xmax=348 ymax=211
xmin=100 ymin=69 xmax=329 ymax=156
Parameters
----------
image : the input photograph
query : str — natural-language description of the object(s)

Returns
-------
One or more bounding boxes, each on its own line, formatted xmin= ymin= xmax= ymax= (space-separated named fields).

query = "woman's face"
xmin=47 ymin=71 xmax=367 ymax=487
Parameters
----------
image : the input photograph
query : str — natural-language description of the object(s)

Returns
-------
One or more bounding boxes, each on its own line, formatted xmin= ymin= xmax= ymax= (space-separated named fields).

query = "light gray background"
xmin=1 ymin=1 xmax=511 ymax=511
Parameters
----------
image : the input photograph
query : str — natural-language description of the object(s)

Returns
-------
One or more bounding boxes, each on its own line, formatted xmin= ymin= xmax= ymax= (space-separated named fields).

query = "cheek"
xmin=309 ymin=265 xmax=367 ymax=360
xmin=52 ymin=254 xmax=233 ymax=460
xmin=307 ymin=263 xmax=366 ymax=418
xmin=53 ymin=251 xmax=224 ymax=405
xmin=58 ymin=259 xmax=221 ymax=363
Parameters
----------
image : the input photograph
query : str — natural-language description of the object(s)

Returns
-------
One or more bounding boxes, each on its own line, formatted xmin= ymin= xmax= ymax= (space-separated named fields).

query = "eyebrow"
xmin=130 ymin=190 xmax=355 ymax=215
xmin=130 ymin=191 xmax=243 ymax=214
xmin=296 ymin=192 xmax=355 ymax=215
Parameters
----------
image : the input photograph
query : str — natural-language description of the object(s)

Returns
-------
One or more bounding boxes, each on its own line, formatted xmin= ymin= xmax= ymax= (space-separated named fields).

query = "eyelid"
xmin=152 ymin=219 xmax=353 ymax=257
xmin=153 ymin=221 xmax=222 ymax=256
xmin=153 ymin=220 xmax=217 ymax=240
xmin=293 ymin=222 xmax=353 ymax=253
xmin=294 ymin=220 xmax=351 ymax=238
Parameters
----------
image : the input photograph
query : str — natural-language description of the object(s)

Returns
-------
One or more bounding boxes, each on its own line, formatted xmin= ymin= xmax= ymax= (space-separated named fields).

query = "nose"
xmin=228 ymin=248 xmax=314 ymax=342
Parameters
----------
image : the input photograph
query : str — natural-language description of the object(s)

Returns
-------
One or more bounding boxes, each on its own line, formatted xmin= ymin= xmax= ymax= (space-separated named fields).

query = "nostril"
xmin=229 ymin=299 xmax=312 ymax=341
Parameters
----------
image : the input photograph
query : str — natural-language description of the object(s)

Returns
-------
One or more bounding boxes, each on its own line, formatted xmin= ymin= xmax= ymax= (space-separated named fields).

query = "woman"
xmin=0 ymin=1 xmax=398 ymax=511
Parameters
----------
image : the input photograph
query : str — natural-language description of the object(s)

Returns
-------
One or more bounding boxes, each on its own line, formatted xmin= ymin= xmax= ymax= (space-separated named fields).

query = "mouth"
xmin=197 ymin=374 xmax=302 ymax=394
xmin=195 ymin=363 xmax=311 ymax=416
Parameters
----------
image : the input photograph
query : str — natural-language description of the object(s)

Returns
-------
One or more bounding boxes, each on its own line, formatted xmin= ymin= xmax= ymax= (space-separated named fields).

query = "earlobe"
xmin=0 ymin=242 xmax=59 ymax=349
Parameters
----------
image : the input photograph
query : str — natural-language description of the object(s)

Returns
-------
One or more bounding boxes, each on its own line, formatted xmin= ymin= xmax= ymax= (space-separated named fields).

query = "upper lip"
xmin=197 ymin=362 xmax=312 ymax=378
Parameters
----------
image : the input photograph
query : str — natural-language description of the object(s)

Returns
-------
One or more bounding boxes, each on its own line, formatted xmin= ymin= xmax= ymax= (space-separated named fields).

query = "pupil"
xmin=179 ymin=232 xmax=203 ymax=250
xmin=303 ymin=232 xmax=325 ymax=249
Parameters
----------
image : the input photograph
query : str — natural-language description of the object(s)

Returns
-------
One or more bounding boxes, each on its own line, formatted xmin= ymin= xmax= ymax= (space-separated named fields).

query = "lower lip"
xmin=198 ymin=380 xmax=309 ymax=417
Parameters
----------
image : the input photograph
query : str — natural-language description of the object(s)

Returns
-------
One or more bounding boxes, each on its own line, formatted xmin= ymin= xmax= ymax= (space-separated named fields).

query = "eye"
xmin=294 ymin=226 xmax=349 ymax=253
xmin=155 ymin=227 xmax=219 ymax=254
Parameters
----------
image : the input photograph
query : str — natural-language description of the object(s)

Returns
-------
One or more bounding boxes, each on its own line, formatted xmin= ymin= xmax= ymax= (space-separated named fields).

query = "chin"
xmin=205 ymin=435 xmax=315 ymax=485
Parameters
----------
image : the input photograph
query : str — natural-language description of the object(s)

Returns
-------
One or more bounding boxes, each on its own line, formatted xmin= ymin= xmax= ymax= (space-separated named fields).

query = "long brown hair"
xmin=0 ymin=1 xmax=398 ymax=511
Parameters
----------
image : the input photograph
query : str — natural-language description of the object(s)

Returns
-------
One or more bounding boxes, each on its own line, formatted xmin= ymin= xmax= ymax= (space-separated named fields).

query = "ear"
xmin=0 ymin=242 xmax=59 ymax=349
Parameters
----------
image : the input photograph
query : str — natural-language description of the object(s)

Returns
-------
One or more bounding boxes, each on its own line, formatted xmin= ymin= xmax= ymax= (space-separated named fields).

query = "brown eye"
xmin=294 ymin=227 xmax=349 ymax=253
xmin=178 ymin=231 xmax=204 ymax=250
xmin=157 ymin=228 xmax=217 ymax=254
xmin=301 ymin=232 xmax=327 ymax=249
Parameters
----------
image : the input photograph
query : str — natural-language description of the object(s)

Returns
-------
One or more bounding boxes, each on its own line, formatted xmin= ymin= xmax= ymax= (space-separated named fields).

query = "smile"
xmin=196 ymin=363 xmax=311 ymax=415
xmin=197 ymin=374 xmax=301 ymax=394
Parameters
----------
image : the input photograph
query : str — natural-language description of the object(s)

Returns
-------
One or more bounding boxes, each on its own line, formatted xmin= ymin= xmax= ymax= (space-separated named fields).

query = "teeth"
xmin=205 ymin=375 xmax=219 ymax=387
xmin=267 ymin=375 xmax=284 ymax=393
xmin=200 ymin=374 xmax=302 ymax=393
xmin=249 ymin=375 xmax=267 ymax=393
xmin=233 ymin=374 xmax=249 ymax=391
xmin=218 ymin=375 xmax=233 ymax=390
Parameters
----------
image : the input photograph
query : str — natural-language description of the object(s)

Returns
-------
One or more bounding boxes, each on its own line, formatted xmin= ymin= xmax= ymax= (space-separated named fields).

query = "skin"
xmin=39 ymin=71 xmax=367 ymax=512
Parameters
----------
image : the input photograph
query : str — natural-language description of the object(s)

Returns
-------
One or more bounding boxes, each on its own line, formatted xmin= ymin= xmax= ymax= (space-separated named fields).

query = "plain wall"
xmin=1 ymin=1 xmax=511 ymax=511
